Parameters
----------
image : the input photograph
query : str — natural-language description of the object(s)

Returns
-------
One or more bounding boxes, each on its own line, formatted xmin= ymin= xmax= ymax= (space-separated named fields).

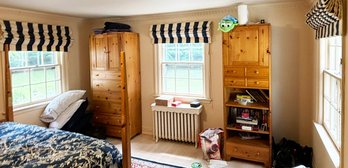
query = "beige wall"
xmin=0 ymin=7 xmax=89 ymax=126
xmin=86 ymin=1 xmax=316 ymax=144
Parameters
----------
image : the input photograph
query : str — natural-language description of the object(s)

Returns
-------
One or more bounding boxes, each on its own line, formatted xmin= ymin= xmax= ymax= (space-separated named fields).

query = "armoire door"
xmin=90 ymin=35 xmax=108 ymax=70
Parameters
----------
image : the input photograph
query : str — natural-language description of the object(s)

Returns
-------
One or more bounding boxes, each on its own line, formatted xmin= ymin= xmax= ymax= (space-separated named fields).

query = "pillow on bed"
xmin=40 ymin=90 xmax=86 ymax=123
xmin=49 ymin=99 xmax=85 ymax=129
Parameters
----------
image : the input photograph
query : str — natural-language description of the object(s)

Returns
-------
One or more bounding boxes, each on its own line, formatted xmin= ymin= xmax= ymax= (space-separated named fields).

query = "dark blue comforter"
xmin=0 ymin=122 xmax=122 ymax=167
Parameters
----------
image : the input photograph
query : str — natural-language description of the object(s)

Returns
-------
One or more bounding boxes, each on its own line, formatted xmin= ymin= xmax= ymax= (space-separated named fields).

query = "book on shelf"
xmin=245 ymin=89 xmax=268 ymax=103
xmin=236 ymin=117 xmax=258 ymax=125
xmin=239 ymin=133 xmax=261 ymax=140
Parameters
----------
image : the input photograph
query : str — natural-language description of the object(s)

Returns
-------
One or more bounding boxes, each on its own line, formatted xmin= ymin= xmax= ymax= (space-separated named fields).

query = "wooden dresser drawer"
xmin=91 ymin=71 xmax=120 ymax=80
xmin=93 ymin=101 xmax=122 ymax=114
xmin=92 ymin=79 xmax=121 ymax=92
xmin=224 ymin=67 xmax=245 ymax=77
xmin=105 ymin=125 xmax=122 ymax=137
xmin=93 ymin=113 xmax=124 ymax=126
xmin=247 ymin=79 xmax=269 ymax=88
xmin=92 ymin=91 xmax=121 ymax=103
xmin=246 ymin=67 xmax=269 ymax=78
xmin=226 ymin=143 xmax=269 ymax=162
xmin=224 ymin=78 xmax=245 ymax=87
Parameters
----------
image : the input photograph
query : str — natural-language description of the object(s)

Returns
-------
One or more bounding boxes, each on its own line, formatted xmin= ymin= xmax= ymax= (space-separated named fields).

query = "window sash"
xmin=322 ymin=68 xmax=342 ymax=150
xmin=156 ymin=43 xmax=209 ymax=99
xmin=9 ymin=51 xmax=64 ymax=108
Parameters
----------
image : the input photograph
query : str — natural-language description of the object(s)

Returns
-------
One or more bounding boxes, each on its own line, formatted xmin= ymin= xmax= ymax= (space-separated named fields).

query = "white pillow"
xmin=49 ymin=99 xmax=85 ymax=129
xmin=40 ymin=90 xmax=86 ymax=123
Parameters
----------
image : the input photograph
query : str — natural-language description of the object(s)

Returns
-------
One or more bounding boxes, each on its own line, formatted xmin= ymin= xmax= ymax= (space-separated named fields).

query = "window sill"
xmin=153 ymin=95 xmax=212 ymax=104
xmin=313 ymin=122 xmax=340 ymax=168
xmin=13 ymin=101 xmax=50 ymax=115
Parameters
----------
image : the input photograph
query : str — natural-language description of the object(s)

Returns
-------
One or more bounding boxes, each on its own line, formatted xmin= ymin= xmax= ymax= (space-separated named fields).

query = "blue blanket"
xmin=0 ymin=122 xmax=122 ymax=167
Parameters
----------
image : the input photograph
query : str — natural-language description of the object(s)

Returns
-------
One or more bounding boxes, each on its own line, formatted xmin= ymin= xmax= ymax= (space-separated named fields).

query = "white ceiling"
xmin=0 ymin=0 xmax=303 ymax=18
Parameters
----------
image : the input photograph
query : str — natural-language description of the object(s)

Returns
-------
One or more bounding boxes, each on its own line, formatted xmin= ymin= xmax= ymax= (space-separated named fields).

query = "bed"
xmin=0 ymin=122 xmax=122 ymax=167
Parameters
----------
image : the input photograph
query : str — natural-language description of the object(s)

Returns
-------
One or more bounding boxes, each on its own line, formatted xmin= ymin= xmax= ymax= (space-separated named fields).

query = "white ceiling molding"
xmin=0 ymin=0 xmax=308 ymax=18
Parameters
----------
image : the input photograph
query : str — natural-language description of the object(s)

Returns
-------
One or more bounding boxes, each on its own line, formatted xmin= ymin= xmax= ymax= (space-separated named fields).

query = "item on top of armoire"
xmin=104 ymin=22 xmax=131 ymax=32
xmin=218 ymin=15 xmax=238 ymax=33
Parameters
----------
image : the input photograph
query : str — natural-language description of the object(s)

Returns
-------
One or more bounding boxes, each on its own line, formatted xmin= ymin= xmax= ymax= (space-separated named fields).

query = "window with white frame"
xmin=9 ymin=51 xmax=64 ymax=107
xmin=320 ymin=36 xmax=342 ymax=150
xmin=156 ymin=43 xmax=209 ymax=99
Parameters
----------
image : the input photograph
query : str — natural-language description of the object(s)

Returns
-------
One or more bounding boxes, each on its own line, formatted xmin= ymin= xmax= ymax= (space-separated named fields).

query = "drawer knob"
xmin=256 ymin=152 xmax=260 ymax=156
xmin=255 ymin=81 xmax=260 ymax=84
xmin=254 ymin=70 xmax=259 ymax=74
xmin=234 ymin=148 xmax=237 ymax=152
xmin=231 ymin=81 xmax=235 ymax=83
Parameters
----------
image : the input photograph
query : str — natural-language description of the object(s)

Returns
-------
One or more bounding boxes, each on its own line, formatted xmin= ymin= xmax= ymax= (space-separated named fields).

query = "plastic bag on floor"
xmin=199 ymin=128 xmax=224 ymax=161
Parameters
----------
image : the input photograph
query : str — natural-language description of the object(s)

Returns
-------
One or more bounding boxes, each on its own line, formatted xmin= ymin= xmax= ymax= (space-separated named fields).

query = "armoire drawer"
xmin=226 ymin=143 xmax=269 ymax=162
xmin=91 ymin=71 xmax=121 ymax=80
xmin=224 ymin=67 xmax=245 ymax=77
xmin=246 ymin=79 xmax=269 ymax=88
xmin=224 ymin=78 xmax=245 ymax=87
xmin=246 ymin=67 xmax=269 ymax=78
xmin=105 ymin=125 xmax=122 ymax=137
xmin=93 ymin=101 xmax=122 ymax=114
xmin=92 ymin=91 xmax=121 ymax=103
xmin=92 ymin=79 xmax=121 ymax=92
xmin=93 ymin=114 xmax=124 ymax=126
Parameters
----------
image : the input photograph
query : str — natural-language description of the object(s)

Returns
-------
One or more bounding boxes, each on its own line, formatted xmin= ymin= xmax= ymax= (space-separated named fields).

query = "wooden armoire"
xmin=89 ymin=32 xmax=141 ymax=138
xmin=222 ymin=24 xmax=272 ymax=167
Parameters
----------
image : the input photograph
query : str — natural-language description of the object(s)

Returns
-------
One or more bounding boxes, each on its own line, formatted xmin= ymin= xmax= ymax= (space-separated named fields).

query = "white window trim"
xmin=12 ymin=52 xmax=70 ymax=112
xmin=318 ymin=37 xmax=343 ymax=152
xmin=154 ymin=44 xmax=211 ymax=101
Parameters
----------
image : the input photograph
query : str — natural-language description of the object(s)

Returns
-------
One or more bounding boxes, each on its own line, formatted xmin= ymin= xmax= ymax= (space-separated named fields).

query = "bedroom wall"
xmin=85 ymin=1 xmax=315 ymax=145
xmin=0 ymin=7 xmax=89 ymax=126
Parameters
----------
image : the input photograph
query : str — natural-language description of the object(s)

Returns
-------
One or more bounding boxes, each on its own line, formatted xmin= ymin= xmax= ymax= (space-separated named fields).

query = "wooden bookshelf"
xmin=225 ymin=101 xmax=269 ymax=110
xmin=226 ymin=125 xmax=270 ymax=135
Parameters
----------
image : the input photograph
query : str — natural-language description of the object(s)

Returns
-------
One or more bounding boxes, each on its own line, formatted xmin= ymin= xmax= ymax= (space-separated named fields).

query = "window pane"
xmin=27 ymin=52 xmax=39 ymax=66
xmin=190 ymin=79 xmax=203 ymax=95
xmin=192 ymin=46 xmax=204 ymax=62
xmin=9 ymin=52 xmax=25 ymax=68
xmin=11 ymin=70 xmax=29 ymax=87
xmin=31 ymin=68 xmax=45 ymax=84
xmin=162 ymin=64 xmax=175 ymax=78
xmin=190 ymin=65 xmax=203 ymax=79
xmin=175 ymin=65 xmax=189 ymax=79
xmin=163 ymin=78 xmax=175 ymax=93
xmin=43 ymin=52 xmax=55 ymax=65
xmin=46 ymin=66 xmax=60 ymax=81
xmin=176 ymin=78 xmax=189 ymax=94
xmin=163 ymin=45 xmax=176 ymax=62
xmin=31 ymin=83 xmax=46 ymax=101
xmin=47 ymin=81 xmax=58 ymax=97
xmin=178 ymin=44 xmax=189 ymax=62
xmin=12 ymin=86 xmax=30 ymax=105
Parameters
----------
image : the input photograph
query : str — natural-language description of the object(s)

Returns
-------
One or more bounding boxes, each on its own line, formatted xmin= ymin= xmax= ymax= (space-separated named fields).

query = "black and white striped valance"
xmin=150 ymin=21 xmax=211 ymax=44
xmin=306 ymin=0 xmax=342 ymax=39
xmin=0 ymin=20 xmax=72 ymax=52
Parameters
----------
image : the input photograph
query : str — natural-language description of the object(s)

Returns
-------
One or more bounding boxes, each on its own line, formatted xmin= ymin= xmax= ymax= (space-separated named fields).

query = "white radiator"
xmin=151 ymin=103 xmax=202 ymax=148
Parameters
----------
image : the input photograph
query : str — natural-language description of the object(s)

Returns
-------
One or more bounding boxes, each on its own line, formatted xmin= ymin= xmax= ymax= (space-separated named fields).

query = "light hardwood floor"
xmin=107 ymin=134 xmax=264 ymax=168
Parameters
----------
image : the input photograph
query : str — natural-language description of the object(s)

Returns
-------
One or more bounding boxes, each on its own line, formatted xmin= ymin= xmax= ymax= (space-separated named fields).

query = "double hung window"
xmin=9 ymin=51 xmax=64 ymax=107
xmin=320 ymin=36 xmax=342 ymax=150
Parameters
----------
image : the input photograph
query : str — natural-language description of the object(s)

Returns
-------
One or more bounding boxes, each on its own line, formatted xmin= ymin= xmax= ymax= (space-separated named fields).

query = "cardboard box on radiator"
xmin=155 ymin=95 xmax=174 ymax=106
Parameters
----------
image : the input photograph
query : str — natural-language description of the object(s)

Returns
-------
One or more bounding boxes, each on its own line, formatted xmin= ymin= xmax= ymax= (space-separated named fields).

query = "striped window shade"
xmin=306 ymin=0 xmax=342 ymax=39
xmin=150 ymin=21 xmax=211 ymax=44
xmin=0 ymin=20 xmax=72 ymax=52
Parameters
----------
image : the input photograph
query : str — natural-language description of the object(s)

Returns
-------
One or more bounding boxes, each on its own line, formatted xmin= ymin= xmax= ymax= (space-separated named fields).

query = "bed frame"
xmin=3 ymin=46 xmax=132 ymax=168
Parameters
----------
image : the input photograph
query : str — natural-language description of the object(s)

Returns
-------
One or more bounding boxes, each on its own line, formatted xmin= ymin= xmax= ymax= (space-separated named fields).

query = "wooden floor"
xmin=107 ymin=134 xmax=264 ymax=168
